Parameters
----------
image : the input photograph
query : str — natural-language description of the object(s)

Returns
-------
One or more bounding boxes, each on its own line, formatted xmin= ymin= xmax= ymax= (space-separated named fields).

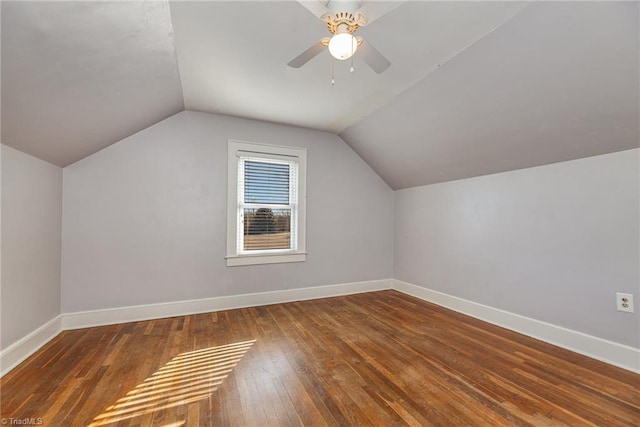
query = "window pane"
xmin=243 ymin=207 xmax=291 ymax=251
xmin=244 ymin=161 xmax=289 ymax=205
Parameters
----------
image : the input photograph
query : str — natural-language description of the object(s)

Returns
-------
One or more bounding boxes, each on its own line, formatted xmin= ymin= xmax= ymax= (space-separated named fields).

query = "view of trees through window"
xmin=243 ymin=207 xmax=291 ymax=250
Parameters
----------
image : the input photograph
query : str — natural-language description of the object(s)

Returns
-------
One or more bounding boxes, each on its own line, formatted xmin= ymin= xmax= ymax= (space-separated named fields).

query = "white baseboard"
xmin=3 ymin=278 xmax=638 ymax=377
xmin=2 ymin=279 xmax=391 ymax=377
xmin=392 ymin=279 xmax=640 ymax=374
xmin=62 ymin=279 xmax=393 ymax=330
xmin=0 ymin=315 xmax=63 ymax=377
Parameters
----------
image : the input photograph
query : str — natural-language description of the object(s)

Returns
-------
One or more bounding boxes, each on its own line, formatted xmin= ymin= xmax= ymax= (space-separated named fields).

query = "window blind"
xmin=244 ymin=161 xmax=290 ymax=205
xmin=237 ymin=157 xmax=298 ymax=253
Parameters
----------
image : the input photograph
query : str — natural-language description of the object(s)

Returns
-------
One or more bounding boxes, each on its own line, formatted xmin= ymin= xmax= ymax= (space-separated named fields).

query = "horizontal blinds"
xmin=244 ymin=161 xmax=289 ymax=205
xmin=238 ymin=157 xmax=298 ymax=253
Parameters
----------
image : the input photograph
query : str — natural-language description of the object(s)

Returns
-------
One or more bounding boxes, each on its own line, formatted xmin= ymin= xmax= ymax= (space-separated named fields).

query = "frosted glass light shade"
xmin=328 ymin=33 xmax=358 ymax=60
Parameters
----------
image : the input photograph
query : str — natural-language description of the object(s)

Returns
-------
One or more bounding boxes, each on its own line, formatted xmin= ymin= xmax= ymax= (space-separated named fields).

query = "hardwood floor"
xmin=1 ymin=290 xmax=639 ymax=426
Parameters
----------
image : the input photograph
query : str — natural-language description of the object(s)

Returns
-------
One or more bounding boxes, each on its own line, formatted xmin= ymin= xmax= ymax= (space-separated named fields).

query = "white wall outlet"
xmin=616 ymin=292 xmax=634 ymax=313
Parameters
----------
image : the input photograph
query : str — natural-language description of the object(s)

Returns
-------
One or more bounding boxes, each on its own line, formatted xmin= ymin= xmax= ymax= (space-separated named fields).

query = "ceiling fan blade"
xmin=287 ymin=41 xmax=326 ymax=68
xmin=355 ymin=1 xmax=406 ymax=25
xmin=296 ymin=0 xmax=331 ymax=19
xmin=358 ymin=39 xmax=391 ymax=74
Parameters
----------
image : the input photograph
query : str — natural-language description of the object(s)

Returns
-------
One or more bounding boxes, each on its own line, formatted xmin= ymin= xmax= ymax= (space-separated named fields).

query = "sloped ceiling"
xmin=1 ymin=1 xmax=638 ymax=190
xmin=169 ymin=0 xmax=529 ymax=133
xmin=1 ymin=1 xmax=184 ymax=167
xmin=341 ymin=1 xmax=639 ymax=189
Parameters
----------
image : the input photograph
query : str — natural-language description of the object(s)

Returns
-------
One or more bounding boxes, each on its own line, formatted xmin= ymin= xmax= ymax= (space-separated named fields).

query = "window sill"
xmin=226 ymin=252 xmax=307 ymax=267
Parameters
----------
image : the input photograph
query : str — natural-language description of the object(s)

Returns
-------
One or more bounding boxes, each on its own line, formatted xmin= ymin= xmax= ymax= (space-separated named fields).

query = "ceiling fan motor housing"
xmin=321 ymin=11 xmax=368 ymax=35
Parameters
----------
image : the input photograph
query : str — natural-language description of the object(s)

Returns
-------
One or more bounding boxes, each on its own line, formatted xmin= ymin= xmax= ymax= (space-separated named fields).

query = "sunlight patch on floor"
xmin=88 ymin=340 xmax=256 ymax=426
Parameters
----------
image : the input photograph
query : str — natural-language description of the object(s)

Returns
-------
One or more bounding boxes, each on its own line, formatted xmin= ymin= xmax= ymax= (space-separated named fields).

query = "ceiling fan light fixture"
xmin=328 ymin=32 xmax=357 ymax=60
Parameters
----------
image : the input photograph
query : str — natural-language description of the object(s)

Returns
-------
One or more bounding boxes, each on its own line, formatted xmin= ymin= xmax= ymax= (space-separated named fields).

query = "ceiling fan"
xmin=287 ymin=1 xmax=403 ymax=74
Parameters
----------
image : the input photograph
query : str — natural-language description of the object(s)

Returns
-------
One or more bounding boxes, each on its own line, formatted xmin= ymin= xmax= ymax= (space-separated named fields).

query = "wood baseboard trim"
xmin=0 ymin=315 xmax=63 ymax=377
xmin=392 ymin=279 xmax=640 ymax=374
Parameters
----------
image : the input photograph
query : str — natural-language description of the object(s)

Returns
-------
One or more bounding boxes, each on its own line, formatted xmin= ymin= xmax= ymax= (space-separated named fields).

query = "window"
xmin=226 ymin=140 xmax=307 ymax=266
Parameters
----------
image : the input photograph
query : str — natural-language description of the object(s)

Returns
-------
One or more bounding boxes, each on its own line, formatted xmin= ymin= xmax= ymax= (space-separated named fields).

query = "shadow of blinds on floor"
xmin=89 ymin=340 xmax=256 ymax=426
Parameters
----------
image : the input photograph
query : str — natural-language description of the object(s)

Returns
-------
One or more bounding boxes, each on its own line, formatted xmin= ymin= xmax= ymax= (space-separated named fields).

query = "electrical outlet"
xmin=616 ymin=293 xmax=634 ymax=313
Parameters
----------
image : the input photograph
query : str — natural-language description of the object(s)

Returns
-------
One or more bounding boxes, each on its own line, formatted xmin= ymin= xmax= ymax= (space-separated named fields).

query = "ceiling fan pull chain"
xmin=350 ymin=38 xmax=355 ymax=73
xmin=331 ymin=57 xmax=336 ymax=85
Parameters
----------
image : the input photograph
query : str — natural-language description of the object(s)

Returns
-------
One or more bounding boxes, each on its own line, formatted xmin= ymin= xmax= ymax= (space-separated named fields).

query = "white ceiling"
xmin=170 ymin=1 xmax=529 ymax=133
xmin=1 ymin=1 xmax=638 ymax=190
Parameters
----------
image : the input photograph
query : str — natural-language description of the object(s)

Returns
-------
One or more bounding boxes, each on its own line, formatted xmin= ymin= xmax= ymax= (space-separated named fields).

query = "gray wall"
xmin=8 ymin=109 xmax=637 ymax=353
xmin=61 ymin=111 xmax=394 ymax=312
xmin=1 ymin=145 xmax=62 ymax=349
xmin=394 ymin=149 xmax=639 ymax=348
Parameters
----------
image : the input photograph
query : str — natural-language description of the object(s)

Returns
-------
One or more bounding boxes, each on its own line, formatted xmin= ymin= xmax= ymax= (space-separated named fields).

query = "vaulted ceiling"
xmin=2 ymin=1 xmax=638 ymax=189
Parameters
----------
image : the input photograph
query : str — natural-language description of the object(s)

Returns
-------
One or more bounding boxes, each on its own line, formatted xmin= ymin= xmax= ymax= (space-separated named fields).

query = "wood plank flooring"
xmin=1 ymin=290 xmax=639 ymax=426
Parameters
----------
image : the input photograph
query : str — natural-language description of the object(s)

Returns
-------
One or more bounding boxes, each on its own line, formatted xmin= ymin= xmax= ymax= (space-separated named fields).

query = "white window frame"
xmin=226 ymin=140 xmax=307 ymax=267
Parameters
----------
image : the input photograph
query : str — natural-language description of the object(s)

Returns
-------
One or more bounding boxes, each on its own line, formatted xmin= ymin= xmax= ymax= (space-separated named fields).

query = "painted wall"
xmin=1 ymin=145 xmax=63 ymax=349
xmin=61 ymin=111 xmax=393 ymax=312
xmin=394 ymin=149 xmax=639 ymax=348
